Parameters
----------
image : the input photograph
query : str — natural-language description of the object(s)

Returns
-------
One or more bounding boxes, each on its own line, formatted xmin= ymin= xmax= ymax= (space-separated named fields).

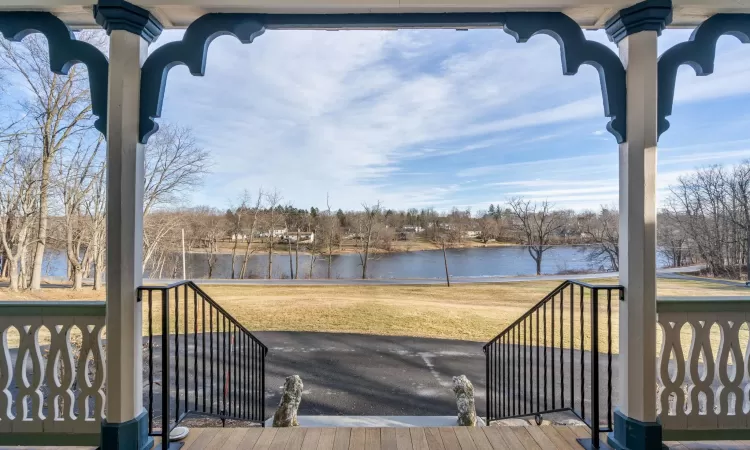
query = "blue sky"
xmin=153 ymin=28 xmax=750 ymax=212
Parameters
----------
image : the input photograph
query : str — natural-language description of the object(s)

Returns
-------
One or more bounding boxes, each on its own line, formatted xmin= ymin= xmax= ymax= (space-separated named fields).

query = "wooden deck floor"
xmin=2 ymin=426 xmax=749 ymax=449
xmin=152 ymin=426 xmax=750 ymax=450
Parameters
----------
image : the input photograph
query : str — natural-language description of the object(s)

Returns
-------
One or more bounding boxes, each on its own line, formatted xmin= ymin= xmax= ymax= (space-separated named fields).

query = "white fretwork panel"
xmin=0 ymin=314 xmax=106 ymax=434
xmin=657 ymin=310 xmax=750 ymax=431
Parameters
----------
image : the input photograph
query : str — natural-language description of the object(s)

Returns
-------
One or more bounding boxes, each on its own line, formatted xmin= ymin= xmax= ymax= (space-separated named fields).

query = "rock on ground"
xmin=273 ymin=375 xmax=303 ymax=427
xmin=453 ymin=375 xmax=477 ymax=426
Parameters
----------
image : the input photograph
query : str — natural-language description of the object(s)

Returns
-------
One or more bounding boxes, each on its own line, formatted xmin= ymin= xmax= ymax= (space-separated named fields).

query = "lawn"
xmin=1 ymin=277 xmax=747 ymax=350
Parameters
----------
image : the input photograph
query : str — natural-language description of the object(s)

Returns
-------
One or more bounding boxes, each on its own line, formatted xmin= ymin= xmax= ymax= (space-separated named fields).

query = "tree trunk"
xmin=231 ymin=236 xmax=239 ymax=279
xmin=442 ymin=242 xmax=450 ymax=287
xmin=295 ymin=230 xmax=299 ymax=279
xmin=747 ymin=227 xmax=750 ymax=282
xmin=72 ymin=267 xmax=83 ymax=290
xmin=536 ymin=256 xmax=542 ymax=275
xmin=267 ymin=236 xmax=273 ymax=279
xmin=240 ymin=238 xmax=253 ymax=279
xmin=288 ymin=238 xmax=294 ymax=279
xmin=362 ymin=232 xmax=371 ymax=279
xmin=30 ymin=154 xmax=52 ymax=291
xmin=8 ymin=259 xmax=19 ymax=292
xmin=94 ymin=257 xmax=103 ymax=291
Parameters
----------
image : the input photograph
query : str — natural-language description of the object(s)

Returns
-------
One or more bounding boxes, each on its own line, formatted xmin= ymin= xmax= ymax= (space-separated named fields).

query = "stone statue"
xmin=273 ymin=375 xmax=303 ymax=427
xmin=453 ymin=375 xmax=477 ymax=426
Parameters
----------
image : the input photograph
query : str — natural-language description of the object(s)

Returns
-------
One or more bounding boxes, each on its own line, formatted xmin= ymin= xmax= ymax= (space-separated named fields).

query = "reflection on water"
xmin=41 ymin=245 xmax=669 ymax=280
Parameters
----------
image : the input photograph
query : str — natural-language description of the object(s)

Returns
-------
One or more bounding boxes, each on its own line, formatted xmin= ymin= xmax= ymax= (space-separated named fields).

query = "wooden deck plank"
xmin=286 ymin=428 xmax=308 ymax=450
xmin=255 ymin=428 xmax=280 ymax=450
xmin=317 ymin=428 xmax=337 ymax=450
xmin=270 ymin=428 xmax=294 ymax=450
xmin=410 ymin=427 xmax=430 ymax=450
xmin=349 ymin=428 xmax=367 ymax=450
xmin=168 ymin=427 xmax=203 ymax=450
xmin=333 ymin=428 xmax=352 ymax=450
xmin=381 ymin=428 xmax=398 ymax=450
xmin=481 ymin=427 xmax=509 ymax=449
xmin=567 ymin=426 xmax=589 ymax=439
xmin=496 ymin=427 xmax=527 ymax=449
xmin=510 ymin=428 xmax=542 ymax=450
xmin=524 ymin=427 xmax=556 ymax=450
xmin=217 ymin=427 xmax=250 ymax=450
xmin=539 ymin=426 xmax=573 ymax=449
xmin=424 ymin=428 xmax=446 ymax=450
xmin=551 ymin=426 xmax=581 ymax=448
xmin=239 ymin=427 xmax=264 ymax=449
xmin=302 ymin=428 xmax=323 ymax=450
xmin=453 ymin=427 xmax=477 ymax=450
xmin=365 ymin=428 xmax=382 ymax=450
xmin=184 ymin=428 xmax=220 ymax=450
xmin=438 ymin=428 xmax=461 ymax=450
xmin=465 ymin=427 xmax=492 ymax=450
xmin=395 ymin=428 xmax=413 ymax=450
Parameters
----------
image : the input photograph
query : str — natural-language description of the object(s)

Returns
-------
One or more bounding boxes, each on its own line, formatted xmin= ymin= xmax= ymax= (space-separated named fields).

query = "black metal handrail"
xmin=139 ymin=281 xmax=268 ymax=447
xmin=483 ymin=280 xmax=623 ymax=449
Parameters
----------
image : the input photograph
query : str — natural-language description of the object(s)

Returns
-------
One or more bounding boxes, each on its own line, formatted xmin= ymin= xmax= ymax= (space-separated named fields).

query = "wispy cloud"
xmin=147 ymin=27 xmax=750 ymax=211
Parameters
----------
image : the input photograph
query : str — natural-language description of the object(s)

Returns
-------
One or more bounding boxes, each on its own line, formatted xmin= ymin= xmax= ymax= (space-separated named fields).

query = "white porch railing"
xmin=657 ymin=296 xmax=750 ymax=441
xmin=0 ymin=301 xmax=106 ymax=446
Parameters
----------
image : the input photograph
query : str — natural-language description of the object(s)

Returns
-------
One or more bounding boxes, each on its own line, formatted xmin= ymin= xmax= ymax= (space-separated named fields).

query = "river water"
xmin=41 ymin=245 xmax=669 ymax=280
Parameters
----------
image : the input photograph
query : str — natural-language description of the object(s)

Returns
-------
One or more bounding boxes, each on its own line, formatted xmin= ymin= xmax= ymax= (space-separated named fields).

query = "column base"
xmin=101 ymin=409 xmax=154 ymax=450
xmin=607 ymin=409 xmax=666 ymax=450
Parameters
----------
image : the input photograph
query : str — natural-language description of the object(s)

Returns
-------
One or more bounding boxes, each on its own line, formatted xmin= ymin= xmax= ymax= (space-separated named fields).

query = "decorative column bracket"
xmin=658 ymin=14 xmax=750 ymax=138
xmin=0 ymin=12 xmax=109 ymax=136
xmin=139 ymin=12 xmax=627 ymax=144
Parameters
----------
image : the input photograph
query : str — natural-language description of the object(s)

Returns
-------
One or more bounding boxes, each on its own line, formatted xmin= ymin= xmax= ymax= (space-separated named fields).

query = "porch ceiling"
xmin=0 ymin=0 xmax=748 ymax=29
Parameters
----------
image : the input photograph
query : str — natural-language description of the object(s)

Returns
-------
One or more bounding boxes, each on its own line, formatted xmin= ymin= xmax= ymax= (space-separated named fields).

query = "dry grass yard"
xmin=1 ymin=277 xmax=747 ymax=351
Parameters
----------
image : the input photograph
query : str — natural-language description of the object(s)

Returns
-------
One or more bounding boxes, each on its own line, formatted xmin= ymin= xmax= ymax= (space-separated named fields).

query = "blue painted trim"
xmin=101 ymin=409 xmax=153 ymax=450
xmin=0 ymin=12 xmax=109 ymax=136
xmin=94 ymin=0 xmax=163 ymax=44
xmin=607 ymin=408 xmax=664 ymax=450
xmin=605 ymin=0 xmax=673 ymax=45
xmin=502 ymin=13 xmax=626 ymax=144
xmin=663 ymin=428 xmax=750 ymax=441
xmin=657 ymin=14 xmax=750 ymax=138
xmin=0 ymin=432 xmax=100 ymax=446
xmin=138 ymin=12 xmax=626 ymax=144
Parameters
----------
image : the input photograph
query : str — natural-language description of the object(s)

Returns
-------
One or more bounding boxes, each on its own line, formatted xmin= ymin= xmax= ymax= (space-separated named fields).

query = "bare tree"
xmin=263 ymin=189 xmax=282 ymax=279
xmin=508 ymin=198 xmax=564 ymax=275
xmin=239 ymin=188 xmax=263 ymax=279
xmin=2 ymin=34 xmax=97 ymax=290
xmin=356 ymin=201 xmax=382 ymax=279
xmin=56 ymin=137 xmax=103 ymax=289
xmin=84 ymin=161 xmax=106 ymax=290
xmin=581 ymin=206 xmax=619 ymax=271
xmin=141 ymin=124 xmax=209 ymax=271
xmin=323 ymin=194 xmax=340 ymax=279
xmin=0 ymin=147 xmax=39 ymax=291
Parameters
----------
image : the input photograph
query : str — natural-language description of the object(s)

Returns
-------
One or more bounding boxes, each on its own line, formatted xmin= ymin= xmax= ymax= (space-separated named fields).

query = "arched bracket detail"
xmin=139 ymin=12 xmax=626 ymax=144
xmin=658 ymin=14 xmax=750 ymax=138
xmin=139 ymin=14 xmax=266 ymax=143
xmin=0 ymin=12 xmax=110 ymax=136
xmin=503 ymin=12 xmax=626 ymax=143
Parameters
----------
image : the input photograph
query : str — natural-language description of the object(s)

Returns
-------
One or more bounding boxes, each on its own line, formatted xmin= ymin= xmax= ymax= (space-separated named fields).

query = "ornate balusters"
xmin=0 ymin=302 xmax=106 ymax=440
xmin=657 ymin=297 xmax=750 ymax=436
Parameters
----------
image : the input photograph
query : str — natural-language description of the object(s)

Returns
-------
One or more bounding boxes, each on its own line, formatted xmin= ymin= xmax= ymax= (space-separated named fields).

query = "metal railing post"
xmin=589 ymin=288 xmax=601 ymax=449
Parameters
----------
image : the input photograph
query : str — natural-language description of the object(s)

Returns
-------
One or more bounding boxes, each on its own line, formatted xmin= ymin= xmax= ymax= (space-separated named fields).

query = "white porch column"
xmin=618 ymin=28 xmax=659 ymax=422
xmin=605 ymin=1 xmax=671 ymax=449
xmin=95 ymin=1 xmax=162 ymax=449
xmin=105 ymin=28 xmax=147 ymax=424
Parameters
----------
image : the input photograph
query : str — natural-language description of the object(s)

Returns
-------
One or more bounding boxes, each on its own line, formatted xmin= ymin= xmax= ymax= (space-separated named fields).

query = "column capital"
xmin=94 ymin=0 xmax=162 ymax=44
xmin=605 ymin=0 xmax=672 ymax=44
